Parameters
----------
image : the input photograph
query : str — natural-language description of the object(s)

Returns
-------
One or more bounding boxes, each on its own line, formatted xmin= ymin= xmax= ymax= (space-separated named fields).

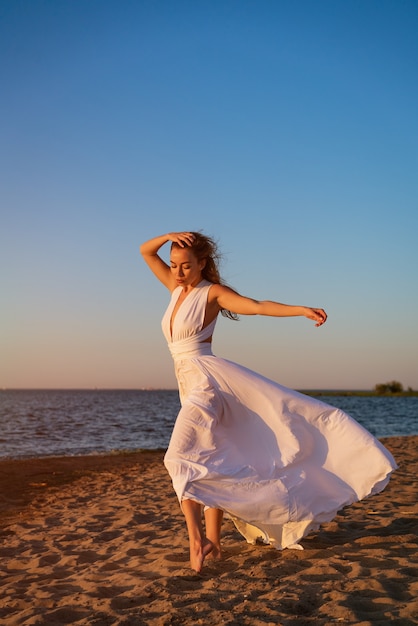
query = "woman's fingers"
xmin=308 ymin=308 xmax=327 ymax=327
xmin=169 ymin=232 xmax=195 ymax=247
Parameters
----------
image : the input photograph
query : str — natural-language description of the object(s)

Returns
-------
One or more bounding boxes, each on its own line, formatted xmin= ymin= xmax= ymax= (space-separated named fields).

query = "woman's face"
xmin=170 ymin=246 xmax=205 ymax=288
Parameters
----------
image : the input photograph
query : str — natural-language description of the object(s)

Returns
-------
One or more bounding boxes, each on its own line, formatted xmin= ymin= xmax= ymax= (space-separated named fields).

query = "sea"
xmin=0 ymin=389 xmax=417 ymax=460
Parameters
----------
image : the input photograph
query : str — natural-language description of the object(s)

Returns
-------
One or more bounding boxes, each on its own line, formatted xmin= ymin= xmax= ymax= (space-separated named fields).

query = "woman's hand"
xmin=305 ymin=307 xmax=327 ymax=327
xmin=167 ymin=232 xmax=195 ymax=248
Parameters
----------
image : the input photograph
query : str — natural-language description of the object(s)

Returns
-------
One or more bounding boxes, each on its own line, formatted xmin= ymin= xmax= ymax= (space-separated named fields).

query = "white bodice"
xmin=161 ymin=280 xmax=217 ymax=360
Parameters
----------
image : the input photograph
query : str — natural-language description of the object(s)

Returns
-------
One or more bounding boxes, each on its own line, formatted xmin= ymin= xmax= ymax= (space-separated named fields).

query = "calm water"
xmin=0 ymin=389 xmax=417 ymax=459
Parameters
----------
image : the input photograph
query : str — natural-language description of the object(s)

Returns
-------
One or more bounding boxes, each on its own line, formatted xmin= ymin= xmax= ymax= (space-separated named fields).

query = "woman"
xmin=140 ymin=231 xmax=397 ymax=573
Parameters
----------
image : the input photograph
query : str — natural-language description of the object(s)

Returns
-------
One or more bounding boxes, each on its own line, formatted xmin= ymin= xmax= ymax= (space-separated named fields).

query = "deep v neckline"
xmin=169 ymin=281 xmax=204 ymax=340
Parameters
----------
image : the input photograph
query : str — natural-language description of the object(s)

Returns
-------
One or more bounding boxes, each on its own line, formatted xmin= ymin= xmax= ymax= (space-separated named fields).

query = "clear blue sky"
xmin=1 ymin=0 xmax=417 ymax=390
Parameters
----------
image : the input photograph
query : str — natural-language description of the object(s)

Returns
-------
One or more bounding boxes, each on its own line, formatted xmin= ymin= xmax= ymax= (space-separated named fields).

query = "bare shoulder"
xmin=207 ymin=283 xmax=245 ymax=313
xmin=207 ymin=283 xmax=236 ymax=300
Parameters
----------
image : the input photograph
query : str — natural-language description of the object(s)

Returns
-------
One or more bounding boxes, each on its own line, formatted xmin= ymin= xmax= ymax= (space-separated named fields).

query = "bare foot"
xmin=190 ymin=538 xmax=213 ymax=573
xmin=206 ymin=543 xmax=222 ymax=561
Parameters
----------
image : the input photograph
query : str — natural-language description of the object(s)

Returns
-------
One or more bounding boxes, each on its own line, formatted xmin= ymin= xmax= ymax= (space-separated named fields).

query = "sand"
xmin=0 ymin=436 xmax=417 ymax=626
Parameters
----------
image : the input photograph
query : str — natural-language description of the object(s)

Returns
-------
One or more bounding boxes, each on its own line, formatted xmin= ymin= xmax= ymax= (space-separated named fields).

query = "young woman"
xmin=140 ymin=231 xmax=397 ymax=573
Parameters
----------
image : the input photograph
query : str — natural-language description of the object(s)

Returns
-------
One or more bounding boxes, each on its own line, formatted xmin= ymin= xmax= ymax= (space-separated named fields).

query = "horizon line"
xmin=1 ymin=387 xmax=377 ymax=392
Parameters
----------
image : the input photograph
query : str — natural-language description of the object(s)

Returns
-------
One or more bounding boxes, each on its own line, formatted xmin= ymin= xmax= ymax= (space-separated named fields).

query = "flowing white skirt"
xmin=164 ymin=353 xmax=397 ymax=549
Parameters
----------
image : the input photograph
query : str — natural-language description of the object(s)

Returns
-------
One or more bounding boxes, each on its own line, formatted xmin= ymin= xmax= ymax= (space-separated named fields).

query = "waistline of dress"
xmin=168 ymin=340 xmax=213 ymax=360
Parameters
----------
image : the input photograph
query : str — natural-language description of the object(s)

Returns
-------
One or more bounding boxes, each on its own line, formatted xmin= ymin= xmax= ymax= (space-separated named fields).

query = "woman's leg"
xmin=204 ymin=507 xmax=223 ymax=559
xmin=181 ymin=499 xmax=213 ymax=572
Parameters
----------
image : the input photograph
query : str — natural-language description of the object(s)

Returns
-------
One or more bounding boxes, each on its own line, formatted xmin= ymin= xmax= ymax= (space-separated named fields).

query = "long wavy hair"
xmin=171 ymin=232 xmax=238 ymax=320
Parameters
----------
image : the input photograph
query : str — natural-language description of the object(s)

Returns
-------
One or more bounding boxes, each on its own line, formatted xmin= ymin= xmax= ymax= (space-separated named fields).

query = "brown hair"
xmin=171 ymin=232 xmax=238 ymax=320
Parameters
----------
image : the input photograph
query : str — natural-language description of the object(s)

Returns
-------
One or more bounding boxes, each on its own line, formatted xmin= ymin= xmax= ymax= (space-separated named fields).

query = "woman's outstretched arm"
xmin=210 ymin=284 xmax=327 ymax=327
xmin=140 ymin=232 xmax=195 ymax=288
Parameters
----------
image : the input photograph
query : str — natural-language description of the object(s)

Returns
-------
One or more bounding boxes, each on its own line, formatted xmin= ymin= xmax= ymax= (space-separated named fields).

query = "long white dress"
xmin=162 ymin=280 xmax=397 ymax=549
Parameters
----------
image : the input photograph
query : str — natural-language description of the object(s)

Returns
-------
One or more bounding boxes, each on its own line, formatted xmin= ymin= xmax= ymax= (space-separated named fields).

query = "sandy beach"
xmin=0 ymin=436 xmax=417 ymax=625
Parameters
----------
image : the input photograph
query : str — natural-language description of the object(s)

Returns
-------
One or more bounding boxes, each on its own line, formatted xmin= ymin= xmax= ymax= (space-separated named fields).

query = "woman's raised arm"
xmin=140 ymin=232 xmax=195 ymax=289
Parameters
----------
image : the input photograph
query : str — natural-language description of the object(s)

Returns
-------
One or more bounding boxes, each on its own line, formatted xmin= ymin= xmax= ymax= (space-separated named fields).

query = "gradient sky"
xmin=1 ymin=0 xmax=417 ymax=390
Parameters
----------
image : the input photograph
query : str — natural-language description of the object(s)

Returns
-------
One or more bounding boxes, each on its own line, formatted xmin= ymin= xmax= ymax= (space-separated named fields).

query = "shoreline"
xmin=0 ymin=436 xmax=410 ymax=523
xmin=1 ymin=430 xmax=416 ymax=462
xmin=1 ymin=436 xmax=417 ymax=624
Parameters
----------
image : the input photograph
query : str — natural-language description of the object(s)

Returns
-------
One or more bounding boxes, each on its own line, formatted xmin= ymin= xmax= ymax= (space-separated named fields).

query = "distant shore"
xmin=300 ymin=389 xmax=418 ymax=397
xmin=1 ymin=436 xmax=417 ymax=624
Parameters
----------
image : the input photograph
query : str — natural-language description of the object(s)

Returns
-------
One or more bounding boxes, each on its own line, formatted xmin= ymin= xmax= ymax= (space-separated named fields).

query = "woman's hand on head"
xmin=168 ymin=232 xmax=195 ymax=247
xmin=305 ymin=308 xmax=327 ymax=327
